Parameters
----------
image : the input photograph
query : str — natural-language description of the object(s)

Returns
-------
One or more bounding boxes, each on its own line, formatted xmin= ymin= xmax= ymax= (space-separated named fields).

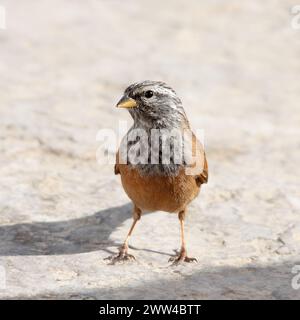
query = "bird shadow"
xmin=0 ymin=203 xmax=141 ymax=256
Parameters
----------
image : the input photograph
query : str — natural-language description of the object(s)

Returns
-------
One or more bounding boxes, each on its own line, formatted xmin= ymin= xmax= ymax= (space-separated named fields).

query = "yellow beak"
xmin=116 ymin=96 xmax=137 ymax=108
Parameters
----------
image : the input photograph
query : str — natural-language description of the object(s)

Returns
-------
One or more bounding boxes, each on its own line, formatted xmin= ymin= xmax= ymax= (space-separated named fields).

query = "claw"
xmin=104 ymin=245 xmax=136 ymax=264
xmin=106 ymin=253 xmax=136 ymax=264
xmin=169 ymin=254 xmax=197 ymax=265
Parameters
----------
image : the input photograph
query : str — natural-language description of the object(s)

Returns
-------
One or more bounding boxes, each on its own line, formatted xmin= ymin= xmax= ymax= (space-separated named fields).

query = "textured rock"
xmin=0 ymin=0 xmax=300 ymax=299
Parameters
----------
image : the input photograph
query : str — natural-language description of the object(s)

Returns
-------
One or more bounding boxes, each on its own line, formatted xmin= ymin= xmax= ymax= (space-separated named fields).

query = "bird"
xmin=107 ymin=80 xmax=208 ymax=264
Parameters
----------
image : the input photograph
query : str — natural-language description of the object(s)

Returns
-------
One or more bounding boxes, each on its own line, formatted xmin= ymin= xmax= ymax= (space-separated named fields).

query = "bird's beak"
xmin=116 ymin=96 xmax=137 ymax=109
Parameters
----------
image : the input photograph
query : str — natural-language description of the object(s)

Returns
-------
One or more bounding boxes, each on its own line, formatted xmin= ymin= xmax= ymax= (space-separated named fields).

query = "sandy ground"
xmin=0 ymin=0 xmax=300 ymax=299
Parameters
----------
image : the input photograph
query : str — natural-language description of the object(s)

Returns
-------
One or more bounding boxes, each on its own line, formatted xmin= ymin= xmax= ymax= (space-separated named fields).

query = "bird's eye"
xmin=144 ymin=90 xmax=154 ymax=98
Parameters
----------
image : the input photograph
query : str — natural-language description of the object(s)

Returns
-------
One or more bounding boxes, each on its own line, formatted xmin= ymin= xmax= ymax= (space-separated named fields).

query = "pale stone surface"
xmin=0 ymin=0 xmax=300 ymax=299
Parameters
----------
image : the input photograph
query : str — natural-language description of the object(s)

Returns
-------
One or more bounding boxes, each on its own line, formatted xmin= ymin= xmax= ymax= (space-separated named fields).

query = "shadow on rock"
xmin=10 ymin=261 xmax=300 ymax=300
xmin=0 ymin=203 xmax=133 ymax=256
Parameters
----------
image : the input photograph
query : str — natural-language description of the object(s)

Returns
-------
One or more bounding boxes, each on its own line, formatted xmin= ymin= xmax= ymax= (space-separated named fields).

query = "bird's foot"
xmin=169 ymin=251 xmax=197 ymax=265
xmin=104 ymin=245 xmax=136 ymax=264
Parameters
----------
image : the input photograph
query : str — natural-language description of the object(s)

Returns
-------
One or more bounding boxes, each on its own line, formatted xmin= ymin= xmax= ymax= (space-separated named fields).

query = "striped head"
xmin=116 ymin=81 xmax=189 ymax=129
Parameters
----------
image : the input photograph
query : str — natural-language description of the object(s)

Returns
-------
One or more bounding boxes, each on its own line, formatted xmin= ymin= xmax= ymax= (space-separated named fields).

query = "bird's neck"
xmin=133 ymin=114 xmax=189 ymax=131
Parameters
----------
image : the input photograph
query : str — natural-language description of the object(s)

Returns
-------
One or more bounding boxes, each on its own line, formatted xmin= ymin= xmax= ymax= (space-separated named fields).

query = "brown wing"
xmin=195 ymin=153 xmax=208 ymax=186
xmin=114 ymin=151 xmax=120 ymax=175
xmin=189 ymin=132 xmax=208 ymax=186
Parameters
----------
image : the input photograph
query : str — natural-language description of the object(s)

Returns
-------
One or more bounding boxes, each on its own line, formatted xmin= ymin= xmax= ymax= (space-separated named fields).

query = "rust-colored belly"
xmin=119 ymin=165 xmax=200 ymax=213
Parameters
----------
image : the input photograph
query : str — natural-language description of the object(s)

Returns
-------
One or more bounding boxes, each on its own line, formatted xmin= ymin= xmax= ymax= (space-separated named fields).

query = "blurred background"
xmin=0 ymin=0 xmax=299 ymax=299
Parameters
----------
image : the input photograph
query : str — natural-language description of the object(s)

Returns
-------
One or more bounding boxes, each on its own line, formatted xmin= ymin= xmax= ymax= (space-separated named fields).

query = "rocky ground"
xmin=0 ymin=0 xmax=300 ymax=299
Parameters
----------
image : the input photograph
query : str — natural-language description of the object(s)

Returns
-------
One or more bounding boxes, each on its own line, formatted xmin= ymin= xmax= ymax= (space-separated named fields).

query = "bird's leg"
xmin=117 ymin=216 xmax=139 ymax=260
xmin=169 ymin=209 xmax=197 ymax=264
xmin=105 ymin=205 xmax=141 ymax=263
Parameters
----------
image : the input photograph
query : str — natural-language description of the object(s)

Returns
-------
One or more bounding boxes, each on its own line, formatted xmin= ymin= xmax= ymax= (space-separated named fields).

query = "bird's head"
xmin=116 ymin=81 xmax=189 ymax=129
